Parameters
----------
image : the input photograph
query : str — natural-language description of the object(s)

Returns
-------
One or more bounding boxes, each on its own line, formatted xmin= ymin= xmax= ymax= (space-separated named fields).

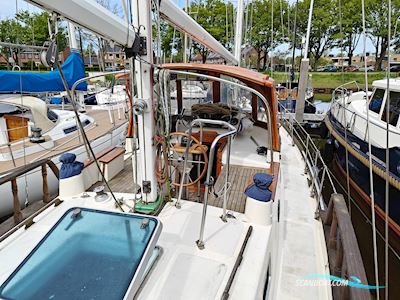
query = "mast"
xmin=234 ymin=0 xmax=244 ymax=66
xmin=67 ymin=21 xmax=86 ymax=111
xmin=290 ymin=0 xmax=299 ymax=85
xmin=184 ymin=0 xmax=189 ymax=63
xmin=295 ymin=0 xmax=313 ymax=122
xmin=67 ymin=22 xmax=78 ymax=49
xmin=131 ymin=0 xmax=158 ymax=203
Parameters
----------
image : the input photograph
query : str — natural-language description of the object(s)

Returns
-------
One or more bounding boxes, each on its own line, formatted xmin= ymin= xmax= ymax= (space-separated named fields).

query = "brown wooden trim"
xmin=42 ymin=163 xmax=50 ymax=203
xmin=176 ymin=79 xmax=183 ymax=113
xmin=208 ymin=72 xmax=221 ymax=103
xmin=84 ymin=146 xmax=116 ymax=167
xmin=162 ymin=63 xmax=273 ymax=87
xmin=46 ymin=161 xmax=59 ymax=179
xmin=0 ymin=159 xmax=58 ymax=185
xmin=268 ymin=162 xmax=280 ymax=200
xmin=251 ymin=94 xmax=258 ymax=123
xmin=324 ymin=193 xmax=371 ymax=300
xmin=216 ymin=140 xmax=228 ymax=176
xmin=98 ymin=147 xmax=125 ymax=164
xmin=11 ymin=179 xmax=22 ymax=223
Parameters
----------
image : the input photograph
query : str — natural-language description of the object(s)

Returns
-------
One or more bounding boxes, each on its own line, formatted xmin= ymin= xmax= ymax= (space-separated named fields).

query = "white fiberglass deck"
xmin=0 ymin=194 xmax=271 ymax=300
xmin=0 ymin=127 xmax=332 ymax=299
xmin=136 ymin=200 xmax=271 ymax=299
xmin=273 ymin=127 xmax=331 ymax=300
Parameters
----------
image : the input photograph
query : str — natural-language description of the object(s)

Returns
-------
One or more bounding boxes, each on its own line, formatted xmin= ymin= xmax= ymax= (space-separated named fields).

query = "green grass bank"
xmin=264 ymin=71 xmax=392 ymax=89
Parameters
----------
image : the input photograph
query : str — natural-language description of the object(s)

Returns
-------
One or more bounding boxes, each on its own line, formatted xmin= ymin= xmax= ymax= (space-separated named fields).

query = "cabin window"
xmin=369 ymin=88 xmax=385 ymax=114
xmin=47 ymin=108 xmax=59 ymax=123
xmin=257 ymin=98 xmax=268 ymax=123
xmin=63 ymin=125 xmax=77 ymax=134
xmin=381 ymin=91 xmax=400 ymax=126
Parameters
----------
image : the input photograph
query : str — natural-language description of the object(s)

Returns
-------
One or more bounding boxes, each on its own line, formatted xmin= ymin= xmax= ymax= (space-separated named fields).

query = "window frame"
xmin=368 ymin=87 xmax=386 ymax=117
xmin=380 ymin=90 xmax=400 ymax=128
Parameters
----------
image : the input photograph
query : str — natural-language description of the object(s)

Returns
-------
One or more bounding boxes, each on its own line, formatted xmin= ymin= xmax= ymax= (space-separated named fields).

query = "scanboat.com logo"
xmin=296 ymin=274 xmax=385 ymax=290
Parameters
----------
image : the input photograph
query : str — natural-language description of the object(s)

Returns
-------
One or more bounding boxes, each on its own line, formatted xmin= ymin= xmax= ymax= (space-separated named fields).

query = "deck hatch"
xmin=0 ymin=207 xmax=161 ymax=300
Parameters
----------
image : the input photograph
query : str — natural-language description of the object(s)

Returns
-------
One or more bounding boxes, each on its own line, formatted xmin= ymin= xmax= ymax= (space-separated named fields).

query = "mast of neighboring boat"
xmin=66 ymin=21 xmax=87 ymax=111
xmin=67 ymin=22 xmax=78 ymax=49
xmin=290 ymin=0 xmax=299 ymax=91
xmin=234 ymin=0 xmax=244 ymax=66
xmin=184 ymin=0 xmax=189 ymax=63
xmin=294 ymin=0 xmax=313 ymax=122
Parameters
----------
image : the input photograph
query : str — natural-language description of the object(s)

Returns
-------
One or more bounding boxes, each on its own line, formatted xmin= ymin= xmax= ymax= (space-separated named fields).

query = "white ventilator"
xmin=245 ymin=197 xmax=272 ymax=226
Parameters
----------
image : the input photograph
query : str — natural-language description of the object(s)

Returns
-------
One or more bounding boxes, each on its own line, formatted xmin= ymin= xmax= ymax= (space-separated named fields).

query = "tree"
xmin=159 ymin=22 xmax=183 ymax=63
xmin=95 ymin=0 xmax=122 ymax=70
xmin=190 ymin=0 xmax=234 ymax=63
xmin=337 ymin=0 xmax=362 ymax=67
xmin=0 ymin=11 xmax=67 ymax=69
xmin=246 ymin=0 xmax=289 ymax=71
xmin=0 ymin=19 xmax=21 ymax=69
xmin=297 ymin=0 xmax=338 ymax=70
xmin=366 ymin=0 xmax=400 ymax=70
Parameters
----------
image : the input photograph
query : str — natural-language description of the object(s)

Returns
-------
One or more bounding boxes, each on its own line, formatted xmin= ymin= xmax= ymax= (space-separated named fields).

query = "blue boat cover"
xmin=59 ymin=153 xmax=84 ymax=179
xmin=244 ymin=173 xmax=273 ymax=202
xmin=0 ymin=51 xmax=87 ymax=93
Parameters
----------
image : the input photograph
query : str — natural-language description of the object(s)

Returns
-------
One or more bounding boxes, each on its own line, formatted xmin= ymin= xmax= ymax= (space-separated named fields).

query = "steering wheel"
xmin=167 ymin=132 xmax=208 ymax=187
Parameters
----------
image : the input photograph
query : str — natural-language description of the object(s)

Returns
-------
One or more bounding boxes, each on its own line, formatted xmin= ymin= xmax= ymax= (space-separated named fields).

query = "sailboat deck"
xmin=206 ymin=165 xmax=268 ymax=213
xmin=0 ymin=107 xmax=127 ymax=174
xmin=94 ymin=159 xmax=270 ymax=213
xmin=88 ymin=157 xmax=139 ymax=193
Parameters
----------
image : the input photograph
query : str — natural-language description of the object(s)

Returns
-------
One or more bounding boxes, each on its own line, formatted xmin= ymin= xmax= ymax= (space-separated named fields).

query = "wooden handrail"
xmin=324 ymin=193 xmax=372 ymax=300
xmin=0 ymin=158 xmax=59 ymax=225
xmin=0 ymin=158 xmax=59 ymax=185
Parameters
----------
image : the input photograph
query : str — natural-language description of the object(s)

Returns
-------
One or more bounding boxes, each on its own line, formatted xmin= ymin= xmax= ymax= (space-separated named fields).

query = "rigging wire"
xmin=385 ymin=0 xmax=391 ymax=298
xmin=244 ymin=0 xmax=249 ymax=43
xmin=291 ymin=0 xmax=299 ymax=85
xmin=279 ymin=0 xmax=284 ymax=38
xmin=270 ymin=0 xmax=274 ymax=78
xmin=361 ymin=0 xmax=380 ymax=295
xmin=53 ymin=60 xmax=125 ymax=212
xmin=326 ymin=166 xmax=400 ymax=261
xmin=338 ymin=0 xmax=351 ymax=217
xmin=14 ymin=0 xmax=30 ymax=207
xmin=170 ymin=27 xmax=176 ymax=63
xmin=249 ymin=0 xmax=254 ymax=44
xmin=225 ymin=1 xmax=229 ymax=46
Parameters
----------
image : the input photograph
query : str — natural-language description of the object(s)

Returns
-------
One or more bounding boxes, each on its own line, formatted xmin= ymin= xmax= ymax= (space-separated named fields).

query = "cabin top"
xmin=372 ymin=78 xmax=400 ymax=92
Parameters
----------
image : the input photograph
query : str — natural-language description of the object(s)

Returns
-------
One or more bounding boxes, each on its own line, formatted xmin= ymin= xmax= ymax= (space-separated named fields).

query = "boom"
xmin=26 ymin=0 xmax=237 ymax=64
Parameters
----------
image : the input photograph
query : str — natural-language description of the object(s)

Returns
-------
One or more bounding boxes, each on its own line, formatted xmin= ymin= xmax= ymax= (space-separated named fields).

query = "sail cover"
xmin=0 ymin=51 xmax=87 ymax=93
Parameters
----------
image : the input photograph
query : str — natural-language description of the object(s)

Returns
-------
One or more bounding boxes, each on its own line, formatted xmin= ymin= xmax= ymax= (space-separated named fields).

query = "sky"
xmin=0 ymin=0 xmax=375 ymax=56
xmin=0 ymin=0 xmax=39 ymax=19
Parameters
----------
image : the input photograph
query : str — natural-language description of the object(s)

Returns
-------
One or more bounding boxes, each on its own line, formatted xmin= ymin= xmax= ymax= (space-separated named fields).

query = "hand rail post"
xmin=182 ymin=119 xmax=237 ymax=250
xmin=290 ymin=114 xmax=295 ymax=146
xmin=221 ymin=135 xmax=232 ymax=222
xmin=11 ymin=179 xmax=22 ymax=224
xmin=7 ymin=144 xmax=16 ymax=167
xmin=304 ymin=135 xmax=310 ymax=174
xmin=42 ymin=163 xmax=50 ymax=203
